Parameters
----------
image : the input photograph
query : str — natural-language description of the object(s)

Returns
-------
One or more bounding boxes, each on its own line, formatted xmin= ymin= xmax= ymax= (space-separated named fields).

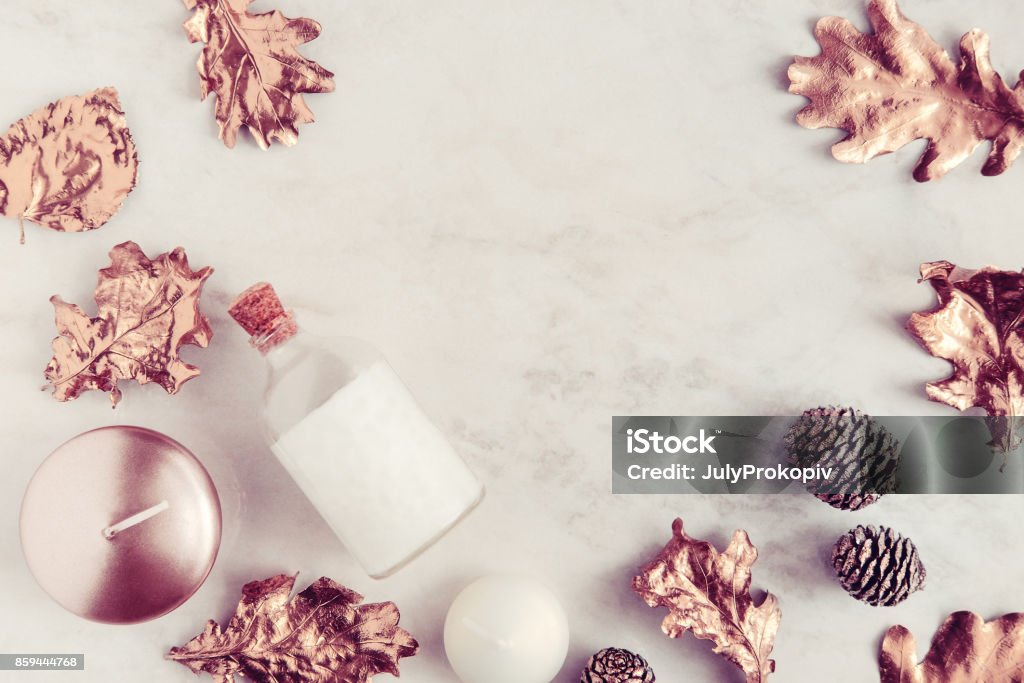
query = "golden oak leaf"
xmin=182 ymin=0 xmax=335 ymax=149
xmin=907 ymin=260 xmax=1024 ymax=460
xmin=788 ymin=0 xmax=1024 ymax=181
xmin=632 ymin=518 xmax=781 ymax=683
xmin=0 ymin=88 xmax=138 ymax=241
xmin=44 ymin=241 xmax=213 ymax=406
xmin=879 ymin=612 xmax=1024 ymax=682
xmin=167 ymin=574 xmax=419 ymax=683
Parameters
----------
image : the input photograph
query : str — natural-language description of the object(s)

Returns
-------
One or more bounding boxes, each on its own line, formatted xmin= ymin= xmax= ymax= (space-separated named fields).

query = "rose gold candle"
xmin=20 ymin=426 xmax=221 ymax=624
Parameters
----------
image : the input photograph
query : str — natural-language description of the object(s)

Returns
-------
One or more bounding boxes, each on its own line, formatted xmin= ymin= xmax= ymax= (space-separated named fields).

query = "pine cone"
xmin=784 ymin=406 xmax=900 ymax=511
xmin=581 ymin=647 xmax=655 ymax=683
xmin=815 ymin=493 xmax=879 ymax=511
xmin=832 ymin=525 xmax=926 ymax=606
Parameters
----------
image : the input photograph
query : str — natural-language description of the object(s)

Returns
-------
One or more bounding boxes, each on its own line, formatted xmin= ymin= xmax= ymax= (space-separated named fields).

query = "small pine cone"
xmin=832 ymin=525 xmax=926 ymax=607
xmin=581 ymin=648 xmax=655 ymax=683
xmin=784 ymin=406 xmax=900 ymax=510
xmin=817 ymin=493 xmax=880 ymax=511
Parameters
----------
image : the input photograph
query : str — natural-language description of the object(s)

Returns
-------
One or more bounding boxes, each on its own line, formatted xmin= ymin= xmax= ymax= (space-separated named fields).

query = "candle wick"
xmin=103 ymin=500 xmax=170 ymax=540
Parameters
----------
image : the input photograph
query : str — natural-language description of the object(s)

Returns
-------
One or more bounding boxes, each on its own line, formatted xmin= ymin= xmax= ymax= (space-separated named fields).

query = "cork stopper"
xmin=228 ymin=282 xmax=297 ymax=350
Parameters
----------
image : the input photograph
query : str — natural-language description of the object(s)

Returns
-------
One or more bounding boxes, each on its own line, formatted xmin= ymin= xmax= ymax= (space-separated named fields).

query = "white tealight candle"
xmin=443 ymin=575 xmax=570 ymax=683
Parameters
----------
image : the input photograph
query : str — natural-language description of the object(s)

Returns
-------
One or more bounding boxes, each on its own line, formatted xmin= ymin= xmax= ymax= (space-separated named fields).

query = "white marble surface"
xmin=1 ymin=0 xmax=1023 ymax=681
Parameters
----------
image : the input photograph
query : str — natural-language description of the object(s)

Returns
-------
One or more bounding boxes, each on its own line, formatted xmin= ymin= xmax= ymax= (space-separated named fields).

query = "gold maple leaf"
xmin=879 ymin=612 xmax=1024 ymax=682
xmin=44 ymin=241 xmax=213 ymax=406
xmin=0 ymin=88 xmax=138 ymax=242
xmin=167 ymin=574 xmax=419 ymax=683
xmin=907 ymin=260 xmax=1024 ymax=461
xmin=182 ymin=0 xmax=335 ymax=149
xmin=632 ymin=518 xmax=782 ymax=683
xmin=789 ymin=0 xmax=1024 ymax=181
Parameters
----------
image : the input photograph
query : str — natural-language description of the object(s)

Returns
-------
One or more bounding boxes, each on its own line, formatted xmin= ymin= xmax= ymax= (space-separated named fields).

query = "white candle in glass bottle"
xmin=229 ymin=283 xmax=483 ymax=577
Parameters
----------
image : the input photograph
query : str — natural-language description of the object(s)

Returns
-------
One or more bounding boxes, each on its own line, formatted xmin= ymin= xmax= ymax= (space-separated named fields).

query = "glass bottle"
xmin=229 ymin=282 xmax=484 ymax=577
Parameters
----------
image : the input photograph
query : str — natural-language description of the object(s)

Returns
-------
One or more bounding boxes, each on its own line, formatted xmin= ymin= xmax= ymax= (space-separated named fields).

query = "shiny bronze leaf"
xmin=907 ymin=260 xmax=1024 ymax=460
xmin=182 ymin=0 xmax=335 ymax=149
xmin=44 ymin=241 xmax=212 ymax=406
xmin=879 ymin=612 xmax=1024 ymax=682
xmin=788 ymin=0 xmax=1024 ymax=181
xmin=0 ymin=88 xmax=138 ymax=241
xmin=167 ymin=574 xmax=419 ymax=683
xmin=632 ymin=518 xmax=781 ymax=683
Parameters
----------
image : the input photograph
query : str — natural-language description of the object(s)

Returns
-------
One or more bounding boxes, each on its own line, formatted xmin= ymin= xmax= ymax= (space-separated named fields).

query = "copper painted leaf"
xmin=632 ymin=518 xmax=781 ymax=683
xmin=0 ymin=88 xmax=138 ymax=241
xmin=879 ymin=612 xmax=1024 ymax=682
xmin=182 ymin=0 xmax=335 ymax=149
xmin=788 ymin=0 xmax=1024 ymax=181
xmin=45 ymin=241 xmax=212 ymax=406
xmin=907 ymin=261 xmax=1024 ymax=458
xmin=167 ymin=574 xmax=419 ymax=683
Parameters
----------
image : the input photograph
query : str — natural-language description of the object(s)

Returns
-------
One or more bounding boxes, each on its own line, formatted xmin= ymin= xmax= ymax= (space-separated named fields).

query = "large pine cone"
xmin=784 ymin=406 xmax=900 ymax=511
xmin=832 ymin=525 xmax=926 ymax=606
xmin=581 ymin=648 xmax=655 ymax=683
